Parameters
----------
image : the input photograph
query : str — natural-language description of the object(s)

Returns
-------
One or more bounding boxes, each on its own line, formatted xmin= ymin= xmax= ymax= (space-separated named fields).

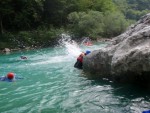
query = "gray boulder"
xmin=83 ymin=13 xmax=150 ymax=83
xmin=3 ymin=48 xmax=11 ymax=53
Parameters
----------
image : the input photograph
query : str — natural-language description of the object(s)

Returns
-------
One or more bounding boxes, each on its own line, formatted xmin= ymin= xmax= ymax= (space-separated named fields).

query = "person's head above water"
xmin=7 ymin=72 xmax=15 ymax=80
xmin=85 ymin=50 xmax=91 ymax=55
xmin=20 ymin=56 xmax=27 ymax=59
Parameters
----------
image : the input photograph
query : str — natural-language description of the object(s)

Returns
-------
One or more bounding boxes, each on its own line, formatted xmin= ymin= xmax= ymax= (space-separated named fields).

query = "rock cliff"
xmin=83 ymin=13 xmax=150 ymax=83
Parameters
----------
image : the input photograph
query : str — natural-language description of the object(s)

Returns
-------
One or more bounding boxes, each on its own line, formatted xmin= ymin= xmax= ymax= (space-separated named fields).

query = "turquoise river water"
xmin=0 ymin=40 xmax=150 ymax=113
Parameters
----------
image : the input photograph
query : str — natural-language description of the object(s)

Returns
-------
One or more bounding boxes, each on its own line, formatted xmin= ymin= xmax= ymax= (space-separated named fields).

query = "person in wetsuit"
xmin=20 ymin=56 xmax=27 ymax=59
xmin=74 ymin=50 xmax=91 ymax=69
xmin=0 ymin=72 xmax=23 ymax=82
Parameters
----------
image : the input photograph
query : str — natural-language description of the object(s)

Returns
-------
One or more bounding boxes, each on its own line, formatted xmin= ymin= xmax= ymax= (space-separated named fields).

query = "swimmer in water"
xmin=0 ymin=72 xmax=23 ymax=82
xmin=20 ymin=56 xmax=27 ymax=59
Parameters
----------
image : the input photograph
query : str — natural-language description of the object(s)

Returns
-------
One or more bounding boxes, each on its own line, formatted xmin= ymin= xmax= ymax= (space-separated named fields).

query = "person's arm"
xmin=15 ymin=76 xmax=24 ymax=79
xmin=0 ymin=76 xmax=6 ymax=81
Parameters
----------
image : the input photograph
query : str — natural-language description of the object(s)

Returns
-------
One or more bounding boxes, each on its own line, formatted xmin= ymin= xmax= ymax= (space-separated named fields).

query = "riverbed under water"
xmin=0 ymin=41 xmax=150 ymax=113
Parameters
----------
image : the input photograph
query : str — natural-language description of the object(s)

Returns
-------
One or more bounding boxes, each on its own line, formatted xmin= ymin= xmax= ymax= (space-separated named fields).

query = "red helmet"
xmin=7 ymin=72 xmax=15 ymax=80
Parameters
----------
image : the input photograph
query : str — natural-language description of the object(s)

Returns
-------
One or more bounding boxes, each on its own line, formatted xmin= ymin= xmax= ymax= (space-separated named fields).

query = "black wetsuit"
xmin=74 ymin=60 xmax=83 ymax=69
xmin=74 ymin=55 xmax=83 ymax=69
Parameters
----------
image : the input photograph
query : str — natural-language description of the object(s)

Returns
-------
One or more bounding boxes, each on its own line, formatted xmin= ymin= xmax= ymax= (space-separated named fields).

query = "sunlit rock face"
xmin=83 ymin=13 xmax=150 ymax=83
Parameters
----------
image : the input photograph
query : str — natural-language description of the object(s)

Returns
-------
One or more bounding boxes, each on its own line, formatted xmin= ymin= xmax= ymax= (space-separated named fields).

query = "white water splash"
xmin=26 ymin=34 xmax=82 ymax=66
xmin=28 ymin=55 xmax=69 ymax=66
xmin=59 ymin=34 xmax=82 ymax=57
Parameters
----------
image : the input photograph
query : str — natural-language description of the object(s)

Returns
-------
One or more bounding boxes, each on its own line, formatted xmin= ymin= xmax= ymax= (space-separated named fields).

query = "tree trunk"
xmin=0 ymin=16 xmax=3 ymax=35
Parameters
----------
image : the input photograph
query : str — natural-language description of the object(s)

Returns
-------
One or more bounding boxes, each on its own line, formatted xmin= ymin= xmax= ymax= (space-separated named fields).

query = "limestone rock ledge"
xmin=83 ymin=13 xmax=150 ymax=83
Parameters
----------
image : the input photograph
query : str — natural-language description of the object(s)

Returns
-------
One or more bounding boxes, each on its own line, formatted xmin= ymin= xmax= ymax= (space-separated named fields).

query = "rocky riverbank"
xmin=0 ymin=46 xmax=41 ymax=54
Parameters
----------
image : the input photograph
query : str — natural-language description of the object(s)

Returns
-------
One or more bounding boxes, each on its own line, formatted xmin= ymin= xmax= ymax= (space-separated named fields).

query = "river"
xmin=0 ymin=37 xmax=150 ymax=113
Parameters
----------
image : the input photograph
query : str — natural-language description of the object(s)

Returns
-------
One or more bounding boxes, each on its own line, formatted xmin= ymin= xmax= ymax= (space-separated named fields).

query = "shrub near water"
xmin=68 ymin=10 xmax=131 ymax=39
xmin=68 ymin=11 xmax=104 ymax=38
xmin=103 ymin=12 xmax=130 ymax=37
xmin=0 ymin=33 xmax=16 ymax=49
xmin=0 ymin=28 xmax=65 ymax=49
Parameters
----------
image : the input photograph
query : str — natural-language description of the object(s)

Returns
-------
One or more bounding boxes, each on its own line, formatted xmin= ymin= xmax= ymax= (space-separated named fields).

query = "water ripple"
xmin=0 ymin=46 xmax=150 ymax=113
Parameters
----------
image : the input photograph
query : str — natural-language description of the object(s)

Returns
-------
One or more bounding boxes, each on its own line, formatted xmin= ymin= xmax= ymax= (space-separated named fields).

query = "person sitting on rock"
xmin=74 ymin=50 xmax=91 ymax=69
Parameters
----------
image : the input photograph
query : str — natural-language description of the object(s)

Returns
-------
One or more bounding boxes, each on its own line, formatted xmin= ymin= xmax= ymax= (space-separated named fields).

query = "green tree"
xmin=0 ymin=0 xmax=44 ymax=33
xmin=68 ymin=11 xmax=104 ymax=38
xmin=113 ymin=0 xmax=150 ymax=20
xmin=77 ymin=0 xmax=116 ymax=12
xmin=113 ymin=0 xmax=128 ymax=15
xmin=43 ymin=0 xmax=66 ymax=27
xmin=127 ymin=0 xmax=150 ymax=10
xmin=68 ymin=11 xmax=129 ymax=38
xmin=0 ymin=0 xmax=14 ymax=34
xmin=11 ymin=0 xmax=44 ymax=30
xmin=103 ymin=12 xmax=129 ymax=37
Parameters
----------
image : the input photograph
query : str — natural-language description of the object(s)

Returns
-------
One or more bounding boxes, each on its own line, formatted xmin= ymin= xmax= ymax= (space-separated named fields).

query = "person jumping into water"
xmin=74 ymin=50 xmax=91 ymax=69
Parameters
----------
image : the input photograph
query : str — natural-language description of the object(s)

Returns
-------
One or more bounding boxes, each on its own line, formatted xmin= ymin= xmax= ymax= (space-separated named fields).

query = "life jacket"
xmin=77 ymin=55 xmax=83 ymax=62
xmin=74 ymin=53 xmax=85 ymax=69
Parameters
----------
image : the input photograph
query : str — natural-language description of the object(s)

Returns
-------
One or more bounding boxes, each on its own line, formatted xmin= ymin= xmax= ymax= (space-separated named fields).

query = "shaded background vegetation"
xmin=0 ymin=0 xmax=150 ymax=49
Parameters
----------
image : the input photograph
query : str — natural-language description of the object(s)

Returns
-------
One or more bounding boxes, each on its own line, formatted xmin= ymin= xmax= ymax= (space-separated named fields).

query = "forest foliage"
xmin=0 ymin=0 xmax=150 ymax=49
